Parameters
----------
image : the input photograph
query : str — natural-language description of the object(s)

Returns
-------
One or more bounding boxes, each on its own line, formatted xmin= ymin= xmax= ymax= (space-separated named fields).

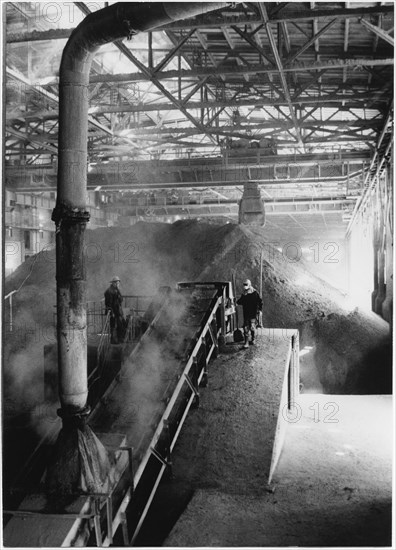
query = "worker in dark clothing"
xmin=104 ymin=276 xmax=125 ymax=344
xmin=237 ymin=278 xmax=263 ymax=349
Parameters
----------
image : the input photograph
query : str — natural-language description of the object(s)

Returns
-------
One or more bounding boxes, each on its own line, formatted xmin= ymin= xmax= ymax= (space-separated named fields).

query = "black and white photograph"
xmin=1 ymin=1 xmax=394 ymax=547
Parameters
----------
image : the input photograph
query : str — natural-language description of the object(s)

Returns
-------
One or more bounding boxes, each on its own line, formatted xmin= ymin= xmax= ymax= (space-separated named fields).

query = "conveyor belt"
xmin=89 ymin=284 xmax=223 ymax=543
xmin=3 ymin=282 xmax=232 ymax=547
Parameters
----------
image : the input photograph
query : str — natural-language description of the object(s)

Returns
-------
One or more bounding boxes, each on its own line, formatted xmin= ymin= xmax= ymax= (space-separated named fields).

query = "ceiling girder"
xmin=6 ymin=5 xmax=394 ymax=43
xmin=8 ymin=98 xmax=385 ymax=124
xmin=85 ymin=57 xmax=393 ymax=83
xmin=222 ymin=27 xmax=250 ymax=84
xmin=6 ymin=67 xmax=113 ymax=136
xmin=6 ymin=127 xmax=57 ymax=153
xmin=286 ymin=18 xmax=338 ymax=65
xmin=292 ymin=70 xmax=328 ymax=100
xmin=244 ymin=2 xmax=294 ymax=145
xmin=163 ymin=28 xmax=227 ymax=115
xmin=90 ymin=119 xmax=382 ymax=138
xmin=280 ymin=20 xmax=291 ymax=54
xmin=114 ymin=43 xmax=218 ymax=146
xmin=5 ymin=1 xmax=393 ymax=237
xmin=5 ymin=150 xmax=370 ymax=172
xmin=230 ymin=25 xmax=275 ymax=66
xmin=360 ymin=18 xmax=394 ymax=47
xmin=11 ymin=177 xmax=362 ymax=194
xmin=153 ymin=28 xmax=196 ymax=73
xmin=311 ymin=2 xmax=320 ymax=55
xmin=74 ymin=3 xmax=218 ymax=147
xmin=346 ymin=100 xmax=393 ymax=235
xmin=68 ymin=93 xmax=389 ymax=116
xmin=156 ymin=5 xmax=394 ymax=30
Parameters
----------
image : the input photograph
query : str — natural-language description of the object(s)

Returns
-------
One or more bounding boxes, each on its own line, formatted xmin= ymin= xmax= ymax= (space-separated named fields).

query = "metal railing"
xmin=124 ymin=314 xmax=146 ymax=343
xmin=4 ymin=290 xmax=17 ymax=332
xmin=5 ymin=282 xmax=241 ymax=546
xmin=53 ymin=296 xmax=153 ymax=337
xmin=96 ymin=310 xmax=111 ymax=373
xmin=268 ymin=329 xmax=300 ymax=485
xmin=53 ymin=302 xmax=108 ymax=338
xmin=123 ymin=295 xmax=153 ymax=316
xmin=128 ymin=285 xmax=224 ymax=544
xmin=4 ymin=444 xmax=134 ymax=547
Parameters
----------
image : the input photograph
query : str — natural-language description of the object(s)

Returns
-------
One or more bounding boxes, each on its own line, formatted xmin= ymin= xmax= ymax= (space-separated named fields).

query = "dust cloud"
xmin=3 ymin=220 xmax=392 ymax=454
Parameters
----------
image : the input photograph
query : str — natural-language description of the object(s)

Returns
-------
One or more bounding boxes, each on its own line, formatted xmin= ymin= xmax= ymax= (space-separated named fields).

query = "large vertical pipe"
xmin=49 ymin=2 xmax=227 ymax=493
xmin=52 ymin=1 xmax=225 ymax=417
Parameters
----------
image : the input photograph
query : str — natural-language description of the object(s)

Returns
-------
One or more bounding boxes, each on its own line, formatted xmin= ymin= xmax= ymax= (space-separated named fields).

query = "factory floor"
xmin=165 ymin=394 xmax=392 ymax=547
xmin=136 ymin=339 xmax=393 ymax=547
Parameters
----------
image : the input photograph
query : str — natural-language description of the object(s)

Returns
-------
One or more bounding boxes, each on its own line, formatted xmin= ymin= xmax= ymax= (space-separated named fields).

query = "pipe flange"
xmin=122 ymin=19 xmax=139 ymax=40
xmin=116 ymin=3 xmax=139 ymax=40
xmin=57 ymin=405 xmax=91 ymax=429
xmin=52 ymin=204 xmax=91 ymax=225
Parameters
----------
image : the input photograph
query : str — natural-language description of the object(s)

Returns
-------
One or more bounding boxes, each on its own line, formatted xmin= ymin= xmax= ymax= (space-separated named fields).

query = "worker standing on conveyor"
xmin=105 ymin=275 xmax=125 ymax=344
xmin=237 ymin=279 xmax=263 ymax=349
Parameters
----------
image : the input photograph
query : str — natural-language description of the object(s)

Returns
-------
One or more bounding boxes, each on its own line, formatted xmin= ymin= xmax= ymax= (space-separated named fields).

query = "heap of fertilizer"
xmin=4 ymin=220 xmax=391 ymax=430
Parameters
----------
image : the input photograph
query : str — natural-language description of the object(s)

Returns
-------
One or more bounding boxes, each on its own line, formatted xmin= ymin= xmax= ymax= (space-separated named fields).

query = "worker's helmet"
xmin=111 ymin=276 xmax=121 ymax=283
xmin=243 ymin=279 xmax=252 ymax=288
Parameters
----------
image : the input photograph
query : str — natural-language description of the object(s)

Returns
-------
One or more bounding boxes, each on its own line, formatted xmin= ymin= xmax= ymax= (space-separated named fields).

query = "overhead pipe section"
xmin=48 ymin=2 xmax=227 ymax=495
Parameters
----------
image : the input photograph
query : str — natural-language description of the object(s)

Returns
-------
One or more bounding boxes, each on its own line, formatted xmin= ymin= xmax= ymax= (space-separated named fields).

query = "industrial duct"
xmin=48 ymin=2 xmax=226 ymax=494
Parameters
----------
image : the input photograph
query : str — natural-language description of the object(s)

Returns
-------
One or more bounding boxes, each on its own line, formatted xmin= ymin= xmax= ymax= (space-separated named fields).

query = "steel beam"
xmin=74 ymin=3 xmax=218 ymax=147
xmin=6 ymin=67 xmax=113 ymax=136
xmin=346 ymin=101 xmax=393 ymax=235
xmin=4 ymin=150 xmax=371 ymax=172
xmin=85 ymin=56 xmax=393 ymax=84
xmin=9 ymin=171 xmax=364 ymax=192
xmin=286 ymin=19 xmax=338 ymax=65
xmin=8 ymin=91 xmax=386 ymax=120
xmin=311 ymin=2 xmax=319 ymax=54
xmin=292 ymin=69 xmax=328 ymax=100
xmin=105 ymin=119 xmax=382 ymax=136
xmin=360 ymin=18 xmax=394 ymax=47
xmin=157 ymin=5 xmax=394 ymax=29
xmin=6 ymin=127 xmax=57 ymax=153
xmin=250 ymin=4 xmax=299 ymax=143
xmin=6 ymin=6 xmax=394 ymax=42
xmin=7 ymin=28 xmax=73 ymax=43
xmin=230 ymin=25 xmax=275 ymax=66
xmin=280 ymin=21 xmax=291 ymax=53
xmin=153 ymin=28 xmax=196 ymax=73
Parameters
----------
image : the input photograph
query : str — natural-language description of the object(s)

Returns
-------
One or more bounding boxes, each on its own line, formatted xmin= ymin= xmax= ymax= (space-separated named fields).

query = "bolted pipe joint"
xmin=57 ymin=404 xmax=91 ymax=430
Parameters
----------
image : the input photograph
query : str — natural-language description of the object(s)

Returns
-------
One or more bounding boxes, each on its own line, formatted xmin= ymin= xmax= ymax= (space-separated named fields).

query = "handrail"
xmin=6 ymin=283 xmax=233 ymax=546
xmin=123 ymin=313 xmax=135 ymax=344
xmin=128 ymin=291 xmax=223 ymax=544
xmin=6 ymin=443 xmax=134 ymax=547
xmin=97 ymin=310 xmax=111 ymax=373
xmin=4 ymin=290 xmax=18 ymax=332
xmin=4 ymin=254 xmax=41 ymax=329
xmin=4 ymin=290 xmax=18 ymax=300
xmin=123 ymin=295 xmax=153 ymax=316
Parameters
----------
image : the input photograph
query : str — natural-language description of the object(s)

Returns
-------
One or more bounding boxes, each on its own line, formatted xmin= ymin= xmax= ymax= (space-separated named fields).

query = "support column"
xmin=375 ymin=175 xmax=386 ymax=315
xmin=382 ymin=164 xmax=393 ymax=327
xmin=371 ymin=205 xmax=379 ymax=312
